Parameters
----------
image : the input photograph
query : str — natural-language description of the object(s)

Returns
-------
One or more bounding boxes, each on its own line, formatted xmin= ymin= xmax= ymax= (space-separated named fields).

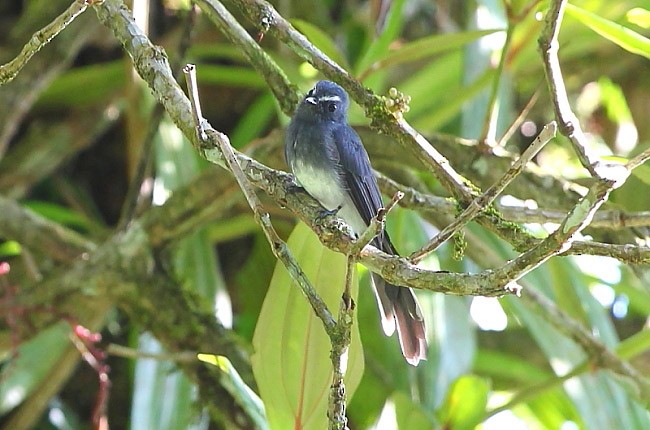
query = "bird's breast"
xmin=292 ymin=158 xmax=345 ymax=211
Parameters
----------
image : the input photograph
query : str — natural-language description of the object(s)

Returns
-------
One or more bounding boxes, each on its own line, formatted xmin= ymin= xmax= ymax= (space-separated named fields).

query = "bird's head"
xmin=296 ymin=80 xmax=349 ymax=122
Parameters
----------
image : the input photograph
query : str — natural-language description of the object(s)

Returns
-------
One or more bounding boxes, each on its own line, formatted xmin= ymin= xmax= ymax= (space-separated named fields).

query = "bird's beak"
xmin=305 ymin=96 xmax=317 ymax=105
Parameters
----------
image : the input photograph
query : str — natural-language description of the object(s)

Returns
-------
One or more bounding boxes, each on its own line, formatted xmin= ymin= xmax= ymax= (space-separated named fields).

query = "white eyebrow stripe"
xmin=318 ymin=95 xmax=341 ymax=102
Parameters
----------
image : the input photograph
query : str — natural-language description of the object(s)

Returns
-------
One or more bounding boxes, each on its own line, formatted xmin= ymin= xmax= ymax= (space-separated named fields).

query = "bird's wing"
xmin=329 ymin=125 xmax=384 ymax=227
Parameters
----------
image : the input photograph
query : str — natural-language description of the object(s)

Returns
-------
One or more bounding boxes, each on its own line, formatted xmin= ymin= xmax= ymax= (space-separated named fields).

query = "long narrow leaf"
xmin=366 ymin=29 xmax=503 ymax=77
xmin=355 ymin=0 xmax=407 ymax=75
xmin=566 ymin=4 xmax=650 ymax=59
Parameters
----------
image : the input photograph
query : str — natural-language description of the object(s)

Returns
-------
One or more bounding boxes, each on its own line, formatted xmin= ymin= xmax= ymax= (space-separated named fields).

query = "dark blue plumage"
xmin=285 ymin=80 xmax=427 ymax=365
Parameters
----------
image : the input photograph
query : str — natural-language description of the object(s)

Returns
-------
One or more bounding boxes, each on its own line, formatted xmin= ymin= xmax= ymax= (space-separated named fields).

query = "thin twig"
xmin=327 ymin=255 xmax=354 ymax=430
xmin=223 ymin=0 xmax=479 ymax=206
xmin=538 ymin=0 xmax=600 ymax=177
xmin=479 ymin=25 xmax=514 ymax=148
xmin=0 ymin=0 xmax=98 ymax=157
xmin=410 ymin=122 xmax=556 ymax=263
xmin=377 ymin=173 xmax=650 ymax=230
xmin=626 ymin=147 xmax=650 ymax=171
xmin=486 ymin=164 xmax=634 ymax=299
xmin=93 ymin=1 xmax=650 ymax=292
xmin=182 ymin=64 xmax=337 ymax=334
xmin=184 ymin=64 xmax=208 ymax=140
xmin=351 ymin=191 xmax=404 ymax=255
xmin=497 ymin=87 xmax=541 ymax=147
xmin=0 ymin=0 xmax=94 ymax=85
xmin=195 ymin=0 xmax=299 ymax=114
xmin=327 ymin=191 xmax=403 ymax=430
xmin=118 ymin=6 xmax=198 ymax=229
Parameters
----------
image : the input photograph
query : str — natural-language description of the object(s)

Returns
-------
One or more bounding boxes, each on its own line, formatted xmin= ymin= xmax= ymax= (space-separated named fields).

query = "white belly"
xmin=292 ymin=159 xmax=367 ymax=235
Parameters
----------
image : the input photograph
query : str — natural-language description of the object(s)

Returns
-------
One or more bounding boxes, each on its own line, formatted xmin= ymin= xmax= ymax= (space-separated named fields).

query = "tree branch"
xmin=196 ymin=0 xmax=299 ymax=114
xmin=538 ymin=0 xmax=600 ymax=177
xmin=0 ymin=0 xmax=93 ymax=85
xmin=91 ymin=0 xmax=520 ymax=298
xmin=222 ymin=0 xmax=480 ymax=205
xmin=183 ymin=63 xmax=336 ymax=334
xmin=0 ymin=0 xmax=99 ymax=157
xmin=410 ymin=122 xmax=556 ymax=263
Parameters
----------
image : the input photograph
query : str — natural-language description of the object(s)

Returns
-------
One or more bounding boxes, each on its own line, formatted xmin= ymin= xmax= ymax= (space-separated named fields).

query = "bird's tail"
xmin=370 ymin=273 xmax=427 ymax=366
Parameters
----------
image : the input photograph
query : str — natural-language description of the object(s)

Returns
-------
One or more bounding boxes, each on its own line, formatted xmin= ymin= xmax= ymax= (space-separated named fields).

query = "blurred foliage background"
xmin=0 ymin=0 xmax=649 ymax=429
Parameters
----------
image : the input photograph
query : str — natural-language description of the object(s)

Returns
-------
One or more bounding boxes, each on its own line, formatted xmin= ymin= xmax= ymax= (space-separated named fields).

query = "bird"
xmin=285 ymin=80 xmax=427 ymax=365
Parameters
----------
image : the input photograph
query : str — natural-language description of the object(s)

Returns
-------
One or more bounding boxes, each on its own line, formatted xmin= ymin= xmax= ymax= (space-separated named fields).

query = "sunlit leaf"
xmin=189 ymin=43 xmax=247 ymax=63
xmin=0 ymin=241 xmax=21 ymax=258
xmin=130 ymin=334 xmax=202 ymax=430
xmin=355 ymin=0 xmax=406 ymax=75
xmin=411 ymin=68 xmax=495 ymax=132
xmin=598 ymin=77 xmax=634 ymax=123
xmin=364 ymin=29 xmax=503 ymax=77
xmin=627 ymin=8 xmax=650 ymax=29
xmin=198 ymin=354 xmax=268 ymax=429
xmin=394 ymin=391 xmax=435 ymax=429
xmin=566 ymin=4 xmax=650 ymax=59
xmin=252 ymin=222 xmax=364 ymax=430
xmin=397 ymin=51 xmax=462 ymax=119
xmin=630 ymin=163 xmax=650 ymax=186
xmin=474 ymin=349 xmax=552 ymax=385
xmin=437 ymin=375 xmax=489 ymax=430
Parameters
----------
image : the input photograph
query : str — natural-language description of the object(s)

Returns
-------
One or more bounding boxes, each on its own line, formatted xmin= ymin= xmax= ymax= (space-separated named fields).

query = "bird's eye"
xmin=306 ymin=89 xmax=314 ymax=97
xmin=328 ymin=103 xmax=337 ymax=113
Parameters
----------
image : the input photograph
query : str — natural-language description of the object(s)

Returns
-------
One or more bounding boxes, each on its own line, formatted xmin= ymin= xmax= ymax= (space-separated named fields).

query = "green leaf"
xmin=365 ymin=29 xmax=503 ymax=77
xmin=565 ymin=4 xmax=650 ymax=59
xmin=627 ymin=8 xmax=650 ymax=29
xmin=196 ymin=65 xmax=266 ymax=88
xmin=188 ymin=42 xmax=247 ymax=63
xmin=437 ymin=375 xmax=489 ymax=430
xmin=474 ymin=349 xmax=552 ymax=385
xmin=23 ymin=200 xmax=93 ymax=232
xmin=597 ymin=77 xmax=633 ymax=123
xmin=355 ymin=0 xmax=407 ymax=76
xmin=0 ymin=241 xmax=21 ymax=258
xmin=252 ymin=222 xmax=364 ymax=430
xmin=615 ymin=329 xmax=650 ymax=360
xmin=411 ymin=68 xmax=496 ymax=132
xmin=394 ymin=391 xmax=436 ymax=429
xmin=630 ymin=163 xmax=650 ymax=186
xmin=198 ymin=354 xmax=268 ymax=429
xmin=37 ymin=61 xmax=124 ymax=108
xmin=0 ymin=323 xmax=70 ymax=414
xmin=229 ymin=92 xmax=277 ymax=149
xmin=292 ymin=20 xmax=349 ymax=69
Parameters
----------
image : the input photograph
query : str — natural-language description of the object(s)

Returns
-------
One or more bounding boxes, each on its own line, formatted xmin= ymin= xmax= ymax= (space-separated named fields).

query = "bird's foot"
xmin=316 ymin=205 xmax=342 ymax=222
